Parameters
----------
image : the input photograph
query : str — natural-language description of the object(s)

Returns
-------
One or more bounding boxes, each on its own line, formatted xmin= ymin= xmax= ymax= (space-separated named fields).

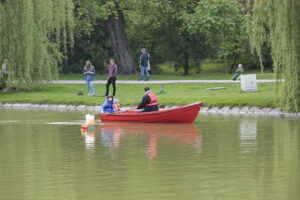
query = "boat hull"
xmin=95 ymin=102 xmax=203 ymax=123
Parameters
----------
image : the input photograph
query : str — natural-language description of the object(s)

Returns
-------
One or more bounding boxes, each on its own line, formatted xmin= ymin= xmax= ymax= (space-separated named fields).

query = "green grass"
xmin=0 ymin=82 xmax=278 ymax=108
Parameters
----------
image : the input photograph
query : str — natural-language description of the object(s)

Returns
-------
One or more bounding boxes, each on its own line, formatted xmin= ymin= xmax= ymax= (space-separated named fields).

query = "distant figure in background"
xmin=139 ymin=48 xmax=150 ymax=81
xmin=105 ymin=58 xmax=117 ymax=96
xmin=83 ymin=60 xmax=95 ymax=96
xmin=232 ymin=64 xmax=244 ymax=81
xmin=137 ymin=87 xmax=159 ymax=112
xmin=0 ymin=58 xmax=8 ymax=90
xmin=100 ymin=95 xmax=115 ymax=113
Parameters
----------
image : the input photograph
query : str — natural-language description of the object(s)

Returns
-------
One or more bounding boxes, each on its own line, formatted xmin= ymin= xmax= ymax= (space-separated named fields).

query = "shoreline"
xmin=1 ymin=103 xmax=299 ymax=117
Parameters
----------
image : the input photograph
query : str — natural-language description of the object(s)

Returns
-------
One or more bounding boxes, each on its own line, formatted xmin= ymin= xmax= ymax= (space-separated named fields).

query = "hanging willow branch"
xmin=247 ymin=0 xmax=300 ymax=112
xmin=0 ymin=0 xmax=74 ymax=86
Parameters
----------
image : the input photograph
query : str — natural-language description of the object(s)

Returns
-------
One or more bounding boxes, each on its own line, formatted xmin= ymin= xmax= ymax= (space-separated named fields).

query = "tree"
xmin=183 ymin=0 xmax=245 ymax=73
xmin=106 ymin=1 xmax=135 ymax=74
xmin=126 ymin=0 xmax=208 ymax=75
xmin=247 ymin=0 xmax=300 ymax=112
xmin=159 ymin=0 xmax=207 ymax=75
xmin=0 ymin=0 xmax=74 ymax=87
xmin=70 ymin=0 xmax=135 ymax=74
xmin=69 ymin=0 xmax=111 ymax=73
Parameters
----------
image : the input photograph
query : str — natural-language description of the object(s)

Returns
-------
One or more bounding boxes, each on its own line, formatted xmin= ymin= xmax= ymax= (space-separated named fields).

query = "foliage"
xmin=68 ymin=0 xmax=111 ymax=73
xmin=68 ymin=0 xmax=263 ymax=76
xmin=125 ymin=0 xmax=209 ymax=75
xmin=0 ymin=0 xmax=74 ymax=86
xmin=247 ymin=0 xmax=300 ymax=112
xmin=69 ymin=0 xmax=138 ymax=74
xmin=183 ymin=0 xmax=245 ymax=59
xmin=0 ymin=0 xmax=266 ymax=83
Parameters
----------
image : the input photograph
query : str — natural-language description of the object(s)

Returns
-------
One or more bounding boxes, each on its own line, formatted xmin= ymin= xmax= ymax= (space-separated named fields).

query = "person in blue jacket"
xmin=139 ymin=48 xmax=150 ymax=81
xmin=83 ymin=60 xmax=95 ymax=96
xmin=100 ymin=95 xmax=115 ymax=113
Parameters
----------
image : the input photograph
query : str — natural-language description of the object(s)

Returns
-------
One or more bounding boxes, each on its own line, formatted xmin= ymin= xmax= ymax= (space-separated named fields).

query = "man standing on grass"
xmin=139 ymin=48 xmax=150 ymax=81
xmin=105 ymin=58 xmax=117 ymax=96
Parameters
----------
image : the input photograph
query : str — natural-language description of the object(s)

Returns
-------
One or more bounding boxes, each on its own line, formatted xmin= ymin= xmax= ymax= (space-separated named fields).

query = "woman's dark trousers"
xmin=105 ymin=77 xmax=116 ymax=96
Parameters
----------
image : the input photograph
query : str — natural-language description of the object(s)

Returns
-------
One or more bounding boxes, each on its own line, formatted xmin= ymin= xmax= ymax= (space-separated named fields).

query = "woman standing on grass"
xmin=105 ymin=58 xmax=117 ymax=96
xmin=83 ymin=60 xmax=95 ymax=96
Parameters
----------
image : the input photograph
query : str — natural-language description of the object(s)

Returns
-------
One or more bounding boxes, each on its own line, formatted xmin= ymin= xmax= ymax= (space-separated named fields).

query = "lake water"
xmin=0 ymin=109 xmax=299 ymax=200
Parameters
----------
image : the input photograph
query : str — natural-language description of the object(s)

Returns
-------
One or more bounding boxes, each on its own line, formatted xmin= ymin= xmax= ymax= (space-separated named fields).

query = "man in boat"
xmin=137 ymin=87 xmax=159 ymax=112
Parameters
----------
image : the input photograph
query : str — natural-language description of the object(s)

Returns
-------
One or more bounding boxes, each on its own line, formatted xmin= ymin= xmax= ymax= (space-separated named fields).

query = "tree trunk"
xmin=106 ymin=9 xmax=135 ymax=74
xmin=195 ymin=60 xmax=201 ymax=74
xmin=230 ymin=53 xmax=238 ymax=73
xmin=62 ymin=56 xmax=69 ymax=73
xmin=182 ymin=52 xmax=189 ymax=75
xmin=230 ymin=40 xmax=240 ymax=73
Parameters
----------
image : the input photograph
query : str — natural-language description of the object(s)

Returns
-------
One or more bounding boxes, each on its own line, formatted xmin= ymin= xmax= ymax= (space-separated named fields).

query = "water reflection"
xmin=2 ymin=109 xmax=300 ymax=200
xmin=239 ymin=119 xmax=258 ymax=153
xmin=100 ymin=126 xmax=123 ymax=148
xmin=81 ymin=126 xmax=96 ymax=150
xmin=99 ymin=123 xmax=202 ymax=159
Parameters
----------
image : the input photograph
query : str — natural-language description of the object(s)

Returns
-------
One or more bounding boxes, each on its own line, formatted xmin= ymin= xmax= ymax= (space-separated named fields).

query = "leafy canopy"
xmin=0 ymin=0 xmax=74 ymax=86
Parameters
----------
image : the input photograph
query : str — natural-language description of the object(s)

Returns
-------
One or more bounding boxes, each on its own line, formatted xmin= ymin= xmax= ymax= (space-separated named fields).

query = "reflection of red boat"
xmin=100 ymin=122 xmax=202 ymax=159
xmin=95 ymin=102 xmax=203 ymax=123
xmin=100 ymin=122 xmax=201 ymax=147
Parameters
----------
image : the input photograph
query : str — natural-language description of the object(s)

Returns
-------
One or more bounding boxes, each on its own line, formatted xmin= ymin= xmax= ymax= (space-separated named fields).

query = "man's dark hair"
xmin=144 ymin=87 xmax=150 ymax=91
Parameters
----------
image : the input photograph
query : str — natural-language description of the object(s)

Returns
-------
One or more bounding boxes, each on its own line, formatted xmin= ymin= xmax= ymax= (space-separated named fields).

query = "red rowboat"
xmin=95 ymin=102 xmax=203 ymax=123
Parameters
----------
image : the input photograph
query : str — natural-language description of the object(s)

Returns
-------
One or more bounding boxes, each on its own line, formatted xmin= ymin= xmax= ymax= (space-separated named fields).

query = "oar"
xmin=94 ymin=107 xmax=139 ymax=118
xmin=122 ymin=108 xmax=140 ymax=113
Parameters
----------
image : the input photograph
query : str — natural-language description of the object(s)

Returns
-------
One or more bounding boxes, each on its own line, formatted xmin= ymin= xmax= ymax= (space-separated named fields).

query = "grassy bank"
xmin=0 ymin=82 xmax=278 ymax=108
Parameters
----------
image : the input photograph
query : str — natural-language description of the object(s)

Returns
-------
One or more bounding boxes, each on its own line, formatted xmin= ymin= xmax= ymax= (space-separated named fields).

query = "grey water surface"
xmin=0 ymin=109 xmax=299 ymax=200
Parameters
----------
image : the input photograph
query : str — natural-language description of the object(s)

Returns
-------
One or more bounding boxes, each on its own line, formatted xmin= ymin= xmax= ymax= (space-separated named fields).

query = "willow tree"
xmin=0 ymin=0 xmax=74 ymax=87
xmin=247 ymin=0 xmax=300 ymax=112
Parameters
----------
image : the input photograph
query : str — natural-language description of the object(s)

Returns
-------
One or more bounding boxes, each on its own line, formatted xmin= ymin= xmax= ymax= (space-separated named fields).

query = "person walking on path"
xmin=105 ymin=58 xmax=117 ymax=96
xmin=137 ymin=87 xmax=159 ymax=112
xmin=232 ymin=64 xmax=244 ymax=81
xmin=83 ymin=60 xmax=95 ymax=96
xmin=139 ymin=48 xmax=150 ymax=81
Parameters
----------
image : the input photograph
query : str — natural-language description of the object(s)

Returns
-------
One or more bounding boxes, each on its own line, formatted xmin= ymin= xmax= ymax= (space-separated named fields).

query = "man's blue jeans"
xmin=140 ymin=66 xmax=149 ymax=81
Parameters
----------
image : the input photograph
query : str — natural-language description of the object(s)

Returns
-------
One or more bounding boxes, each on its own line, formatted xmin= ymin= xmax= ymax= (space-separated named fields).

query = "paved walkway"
xmin=50 ymin=79 xmax=278 ymax=84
